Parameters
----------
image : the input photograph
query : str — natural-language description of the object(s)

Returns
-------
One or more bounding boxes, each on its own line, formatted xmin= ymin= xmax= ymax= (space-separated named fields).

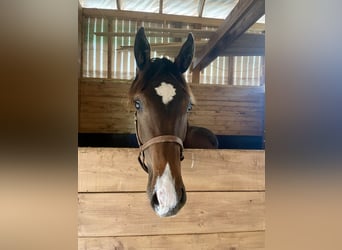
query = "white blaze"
xmin=154 ymin=82 xmax=176 ymax=105
xmin=154 ymin=163 xmax=177 ymax=217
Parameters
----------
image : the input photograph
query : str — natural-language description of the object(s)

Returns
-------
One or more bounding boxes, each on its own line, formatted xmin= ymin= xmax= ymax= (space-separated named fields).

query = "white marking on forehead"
xmin=154 ymin=163 xmax=177 ymax=217
xmin=154 ymin=82 xmax=176 ymax=105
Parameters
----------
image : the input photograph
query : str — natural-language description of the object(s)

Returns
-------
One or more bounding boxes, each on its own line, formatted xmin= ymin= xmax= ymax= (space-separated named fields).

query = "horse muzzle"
xmin=151 ymin=185 xmax=186 ymax=217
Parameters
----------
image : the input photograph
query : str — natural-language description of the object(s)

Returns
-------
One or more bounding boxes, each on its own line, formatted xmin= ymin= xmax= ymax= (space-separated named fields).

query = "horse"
xmin=129 ymin=27 xmax=218 ymax=217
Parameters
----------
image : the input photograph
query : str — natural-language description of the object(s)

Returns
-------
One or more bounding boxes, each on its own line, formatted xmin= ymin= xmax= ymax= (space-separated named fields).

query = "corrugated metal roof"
xmin=80 ymin=0 xmax=265 ymax=23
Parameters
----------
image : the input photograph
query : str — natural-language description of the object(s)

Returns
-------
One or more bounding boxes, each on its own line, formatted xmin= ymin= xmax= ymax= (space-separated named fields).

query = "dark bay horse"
xmin=129 ymin=27 xmax=218 ymax=217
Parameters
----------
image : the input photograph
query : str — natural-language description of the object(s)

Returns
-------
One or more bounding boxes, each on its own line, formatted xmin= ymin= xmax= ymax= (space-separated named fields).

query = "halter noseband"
xmin=134 ymin=112 xmax=184 ymax=173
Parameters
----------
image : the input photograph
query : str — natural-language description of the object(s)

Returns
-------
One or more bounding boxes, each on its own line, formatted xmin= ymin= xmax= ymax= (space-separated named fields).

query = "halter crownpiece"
xmin=134 ymin=112 xmax=184 ymax=173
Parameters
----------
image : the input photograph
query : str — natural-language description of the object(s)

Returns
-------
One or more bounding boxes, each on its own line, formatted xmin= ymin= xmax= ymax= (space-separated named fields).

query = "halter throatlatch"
xmin=135 ymin=113 xmax=184 ymax=173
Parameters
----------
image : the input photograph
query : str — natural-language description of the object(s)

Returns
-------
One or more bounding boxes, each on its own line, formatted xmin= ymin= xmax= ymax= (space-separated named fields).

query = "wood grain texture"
xmin=193 ymin=0 xmax=265 ymax=70
xmin=78 ymin=192 xmax=265 ymax=237
xmin=78 ymin=79 xmax=264 ymax=135
xmin=78 ymin=148 xmax=265 ymax=192
xmin=82 ymin=8 xmax=264 ymax=33
xmin=79 ymin=231 xmax=265 ymax=250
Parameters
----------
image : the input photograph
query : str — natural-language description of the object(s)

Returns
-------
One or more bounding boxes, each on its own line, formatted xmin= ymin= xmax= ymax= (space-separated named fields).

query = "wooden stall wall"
xmin=78 ymin=147 xmax=265 ymax=249
xmin=79 ymin=79 xmax=264 ymax=136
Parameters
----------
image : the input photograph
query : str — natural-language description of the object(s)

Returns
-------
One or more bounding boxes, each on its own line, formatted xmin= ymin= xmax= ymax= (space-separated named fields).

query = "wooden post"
xmin=159 ymin=0 xmax=163 ymax=14
xmin=107 ymin=19 xmax=112 ymax=79
xmin=78 ymin=4 xmax=83 ymax=78
xmin=260 ymin=56 xmax=265 ymax=85
xmin=192 ymin=23 xmax=202 ymax=84
xmin=228 ymin=56 xmax=234 ymax=85
xmin=192 ymin=68 xmax=200 ymax=84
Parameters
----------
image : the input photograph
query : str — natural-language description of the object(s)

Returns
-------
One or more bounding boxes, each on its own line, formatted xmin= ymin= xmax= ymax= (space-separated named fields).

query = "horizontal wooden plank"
xmin=80 ymin=109 xmax=263 ymax=119
xmin=78 ymin=148 xmax=264 ymax=192
xmin=193 ymin=106 xmax=263 ymax=114
xmin=80 ymin=98 xmax=130 ymax=107
xmin=80 ymin=110 xmax=263 ymax=121
xmin=80 ymin=79 xmax=264 ymax=95
xmin=78 ymin=128 xmax=261 ymax=136
xmin=78 ymin=124 xmax=262 ymax=135
xmin=188 ymin=120 xmax=263 ymax=129
xmin=81 ymin=91 xmax=263 ymax=108
xmin=79 ymin=81 xmax=264 ymax=102
xmin=79 ymin=113 xmax=133 ymax=121
xmin=80 ymin=91 xmax=263 ymax=103
xmin=78 ymin=192 xmax=265 ymax=237
xmin=79 ymin=115 xmax=263 ymax=129
xmin=81 ymin=103 xmax=262 ymax=112
xmin=79 ymin=104 xmax=263 ymax=116
xmin=78 ymin=125 xmax=134 ymax=134
xmin=78 ymin=125 xmax=263 ymax=135
xmin=78 ymin=128 xmax=261 ymax=135
xmin=195 ymin=101 xmax=262 ymax=108
xmin=79 ymin=117 xmax=262 ymax=127
xmin=79 ymin=231 xmax=265 ymax=250
xmin=189 ymin=110 xmax=263 ymax=118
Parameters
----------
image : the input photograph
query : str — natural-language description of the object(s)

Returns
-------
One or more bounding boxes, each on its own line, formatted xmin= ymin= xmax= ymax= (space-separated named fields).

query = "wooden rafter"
xmin=193 ymin=0 xmax=265 ymax=71
xmin=116 ymin=33 xmax=264 ymax=58
xmin=198 ymin=0 xmax=206 ymax=18
xmin=83 ymin=8 xmax=224 ymax=27
xmin=219 ymin=33 xmax=265 ymax=56
xmin=116 ymin=0 xmax=121 ymax=11
xmin=159 ymin=0 xmax=163 ymax=14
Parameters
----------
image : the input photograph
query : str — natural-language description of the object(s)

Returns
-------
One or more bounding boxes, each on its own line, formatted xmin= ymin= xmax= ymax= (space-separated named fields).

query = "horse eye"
xmin=134 ymin=100 xmax=141 ymax=110
xmin=187 ymin=103 xmax=192 ymax=112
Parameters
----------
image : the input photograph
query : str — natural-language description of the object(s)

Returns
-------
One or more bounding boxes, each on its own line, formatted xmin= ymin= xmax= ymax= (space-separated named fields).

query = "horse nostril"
xmin=152 ymin=192 xmax=159 ymax=207
xmin=180 ymin=187 xmax=186 ymax=203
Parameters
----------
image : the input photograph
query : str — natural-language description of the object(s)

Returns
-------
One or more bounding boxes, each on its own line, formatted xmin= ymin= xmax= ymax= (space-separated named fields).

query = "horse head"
xmin=129 ymin=27 xmax=194 ymax=217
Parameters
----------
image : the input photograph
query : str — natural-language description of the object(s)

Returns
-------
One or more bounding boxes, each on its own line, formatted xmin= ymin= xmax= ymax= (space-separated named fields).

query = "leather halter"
xmin=134 ymin=112 xmax=184 ymax=173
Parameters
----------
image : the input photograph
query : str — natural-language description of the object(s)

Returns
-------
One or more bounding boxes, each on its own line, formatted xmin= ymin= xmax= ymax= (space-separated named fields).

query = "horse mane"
xmin=129 ymin=57 xmax=195 ymax=104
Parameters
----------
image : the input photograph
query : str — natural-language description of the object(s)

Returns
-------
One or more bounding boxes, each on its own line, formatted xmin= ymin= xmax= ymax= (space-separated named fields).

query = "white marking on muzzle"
xmin=154 ymin=163 xmax=177 ymax=217
xmin=154 ymin=82 xmax=176 ymax=105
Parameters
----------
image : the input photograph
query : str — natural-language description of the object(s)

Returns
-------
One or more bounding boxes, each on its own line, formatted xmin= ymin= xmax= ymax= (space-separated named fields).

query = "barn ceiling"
xmin=80 ymin=0 xmax=265 ymax=72
xmin=80 ymin=0 xmax=265 ymax=23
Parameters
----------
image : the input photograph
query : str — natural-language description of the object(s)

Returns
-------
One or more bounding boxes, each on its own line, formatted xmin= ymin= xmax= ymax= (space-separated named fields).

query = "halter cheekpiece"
xmin=134 ymin=112 xmax=184 ymax=173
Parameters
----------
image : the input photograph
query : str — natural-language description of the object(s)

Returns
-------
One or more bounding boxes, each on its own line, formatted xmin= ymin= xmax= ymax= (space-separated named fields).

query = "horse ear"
xmin=174 ymin=33 xmax=194 ymax=73
xmin=134 ymin=27 xmax=151 ymax=70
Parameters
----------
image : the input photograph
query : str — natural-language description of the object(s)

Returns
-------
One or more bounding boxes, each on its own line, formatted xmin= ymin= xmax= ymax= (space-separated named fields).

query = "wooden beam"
xmin=116 ymin=0 xmax=121 ymax=11
xmin=159 ymin=0 xmax=163 ymax=14
xmin=198 ymin=0 xmax=206 ymax=18
xmin=82 ymin=8 xmax=264 ymax=32
xmin=145 ymin=26 xmax=214 ymax=36
xmin=94 ymin=27 xmax=215 ymax=39
xmin=83 ymin=8 xmax=224 ymax=27
xmin=220 ymin=48 xmax=264 ymax=56
xmin=220 ymin=33 xmax=265 ymax=56
xmin=116 ymin=33 xmax=264 ymax=57
xmin=193 ymin=0 xmax=265 ymax=71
